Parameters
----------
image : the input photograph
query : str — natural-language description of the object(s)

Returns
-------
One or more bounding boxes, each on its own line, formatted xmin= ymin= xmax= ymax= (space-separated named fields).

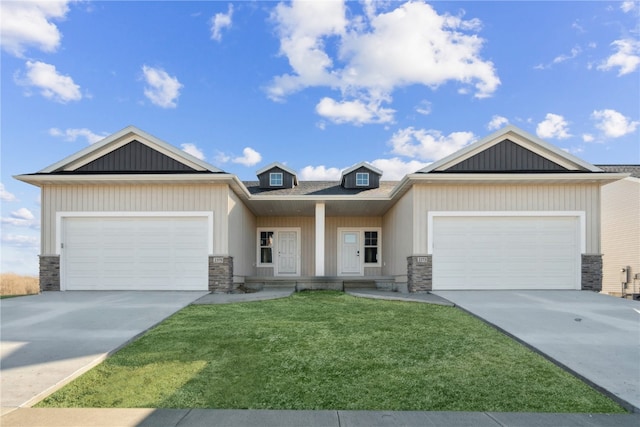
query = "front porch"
xmin=242 ymin=276 xmax=405 ymax=293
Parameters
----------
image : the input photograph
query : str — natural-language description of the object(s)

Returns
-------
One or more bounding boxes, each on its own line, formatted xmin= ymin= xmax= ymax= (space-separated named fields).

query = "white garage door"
xmin=432 ymin=215 xmax=580 ymax=290
xmin=63 ymin=216 xmax=209 ymax=291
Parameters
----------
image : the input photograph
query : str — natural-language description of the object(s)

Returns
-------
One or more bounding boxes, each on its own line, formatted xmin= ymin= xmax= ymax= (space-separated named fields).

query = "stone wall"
xmin=209 ymin=256 xmax=234 ymax=293
xmin=39 ymin=255 xmax=60 ymax=291
xmin=407 ymin=255 xmax=432 ymax=293
xmin=582 ymin=254 xmax=603 ymax=291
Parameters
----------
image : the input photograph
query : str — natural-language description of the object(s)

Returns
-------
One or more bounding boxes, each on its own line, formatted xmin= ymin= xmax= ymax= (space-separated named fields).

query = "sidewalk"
xmin=2 ymin=408 xmax=639 ymax=427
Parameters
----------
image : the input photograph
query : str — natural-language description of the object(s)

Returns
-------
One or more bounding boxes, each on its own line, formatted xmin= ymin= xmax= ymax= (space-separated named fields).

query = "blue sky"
xmin=1 ymin=0 xmax=639 ymax=275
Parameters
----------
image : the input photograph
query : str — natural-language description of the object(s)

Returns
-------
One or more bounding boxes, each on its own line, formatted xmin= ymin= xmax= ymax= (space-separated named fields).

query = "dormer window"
xmin=356 ymin=172 xmax=369 ymax=186
xmin=270 ymin=172 xmax=283 ymax=187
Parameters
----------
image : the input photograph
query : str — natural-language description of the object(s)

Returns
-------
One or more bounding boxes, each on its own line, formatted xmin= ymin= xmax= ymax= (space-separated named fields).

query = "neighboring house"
xmin=597 ymin=165 xmax=640 ymax=298
xmin=15 ymin=125 xmax=626 ymax=293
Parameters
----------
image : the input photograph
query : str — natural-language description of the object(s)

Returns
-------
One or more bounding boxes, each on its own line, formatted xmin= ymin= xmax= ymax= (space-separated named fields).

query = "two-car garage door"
xmin=63 ymin=216 xmax=209 ymax=291
xmin=432 ymin=215 xmax=581 ymax=290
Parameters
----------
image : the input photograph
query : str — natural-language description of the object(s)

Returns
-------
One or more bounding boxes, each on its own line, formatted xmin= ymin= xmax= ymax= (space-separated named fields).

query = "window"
xmin=259 ymin=231 xmax=274 ymax=264
xmin=270 ymin=172 xmax=283 ymax=187
xmin=364 ymin=231 xmax=378 ymax=263
xmin=356 ymin=172 xmax=369 ymax=186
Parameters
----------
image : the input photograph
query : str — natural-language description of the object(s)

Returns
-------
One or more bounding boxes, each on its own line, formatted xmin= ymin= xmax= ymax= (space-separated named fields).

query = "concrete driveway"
xmin=433 ymin=290 xmax=640 ymax=412
xmin=1 ymin=291 xmax=207 ymax=410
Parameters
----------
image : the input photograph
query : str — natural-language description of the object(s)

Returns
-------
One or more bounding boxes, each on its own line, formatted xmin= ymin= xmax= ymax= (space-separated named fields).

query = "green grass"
xmin=37 ymin=291 xmax=625 ymax=412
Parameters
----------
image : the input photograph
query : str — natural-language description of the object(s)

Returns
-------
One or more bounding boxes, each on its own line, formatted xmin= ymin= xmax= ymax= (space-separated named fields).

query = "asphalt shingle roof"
xmin=243 ymin=181 xmax=400 ymax=196
xmin=596 ymin=165 xmax=640 ymax=178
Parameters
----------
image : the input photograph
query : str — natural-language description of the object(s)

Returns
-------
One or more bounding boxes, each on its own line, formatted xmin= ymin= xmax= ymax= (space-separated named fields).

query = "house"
xmin=597 ymin=165 xmax=640 ymax=298
xmin=15 ymin=125 xmax=627 ymax=293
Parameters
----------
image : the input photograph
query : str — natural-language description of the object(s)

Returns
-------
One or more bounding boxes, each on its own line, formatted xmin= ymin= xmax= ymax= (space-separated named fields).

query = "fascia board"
xmin=256 ymin=162 xmax=298 ymax=177
xmin=40 ymin=125 xmax=223 ymax=173
xmin=341 ymin=162 xmax=383 ymax=178
xmin=13 ymin=173 xmax=238 ymax=186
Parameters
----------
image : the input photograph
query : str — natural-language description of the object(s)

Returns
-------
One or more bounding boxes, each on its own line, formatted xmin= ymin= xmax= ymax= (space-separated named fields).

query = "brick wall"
xmin=582 ymin=254 xmax=603 ymax=291
xmin=39 ymin=255 xmax=60 ymax=291
xmin=407 ymin=255 xmax=432 ymax=292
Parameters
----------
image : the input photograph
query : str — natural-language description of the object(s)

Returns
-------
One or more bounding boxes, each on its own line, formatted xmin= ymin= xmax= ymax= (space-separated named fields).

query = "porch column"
xmin=315 ymin=203 xmax=325 ymax=276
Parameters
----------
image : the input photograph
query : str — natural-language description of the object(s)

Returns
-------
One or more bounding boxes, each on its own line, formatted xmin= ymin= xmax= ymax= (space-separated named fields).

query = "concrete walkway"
xmin=3 ymin=289 xmax=639 ymax=426
xmin=0 ymin=291 xmax=207 ymax=409
xmin=433 ymin=290 xmax=640 ymax=413
xmin=2 ymin=408 xmax=639 ymax=427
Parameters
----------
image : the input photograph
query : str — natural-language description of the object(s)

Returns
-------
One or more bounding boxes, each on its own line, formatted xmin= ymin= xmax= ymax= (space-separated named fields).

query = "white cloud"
xmin=16 ymin=61 xmax=82 ymax=103
xmin=180 ymin=143 xmax=205 ymax=161
xmin=536 ymin=113 xmax=572 ymax=139
xmin=370 ymin=158 xmax=428 ymax=180
xmin=0 ymin=183 xmax=18 ymax=202
xmin=389 ymin=127 xmax=476 ymax=161
xmin=0 ymin=0 xmax=71 ymax=57
xmin=49 ymin=127 xmax=107 ymax=144
xmin=591 ymin=109 xmax=639 ymax=138
xmin=211 ymin=4 xmax=233 ymax=41
xmin=487 ymin=115 xmax=509 ymax=130
xmin=141 ymin=65 xmax=183 ymax=108
xmin=415 ymin=100 xmax=432 ymax=116
xmin=232 ymin=147 xmax=262 ymax=167
xmin=315 ymin=97 xmax=395 ymax=125
xmin=582 ymin=133 xmax=595 ymax=143
xmin=299 ymin=165 xmax=342 ymax=180
xmin=1 ymin=234 xmax=39 ymax=248
xmin=268 ymin=0 xmax=499 ymax=124
xmin=598 ymin=39 xmax=640 ymax=76
xmin=214 ymin=151 xmax=231 ymax=164
xmin=2 ymin=208 xmax=39 ymax=229
xmin=12 ymin=208 xmax=35 ymax=221
xmin=621 ymin=1 xmax=636 ymax=13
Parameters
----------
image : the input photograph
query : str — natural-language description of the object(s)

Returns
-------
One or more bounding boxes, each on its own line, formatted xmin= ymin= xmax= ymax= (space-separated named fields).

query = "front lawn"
xmin=37 ymin=291 xmax=625 ymax=412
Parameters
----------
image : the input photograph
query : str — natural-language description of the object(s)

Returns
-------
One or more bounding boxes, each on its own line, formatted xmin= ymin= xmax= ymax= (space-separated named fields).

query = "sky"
xmin=1 ymin=0 xmax=639 ymax=276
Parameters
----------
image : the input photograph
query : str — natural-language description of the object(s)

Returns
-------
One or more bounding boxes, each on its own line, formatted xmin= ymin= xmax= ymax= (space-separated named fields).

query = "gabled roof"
xmin=39 ymin=125 xmax=223 ymax=174
xmin=419 ymin=125 xmax=602 ymax=174
xmin=256 ymin=162 xmax=299 ymax=185
xmin=341 ymin=162 xmax=383 ymax=178
xmin=597 ymin=165 xmax=640 ymax=179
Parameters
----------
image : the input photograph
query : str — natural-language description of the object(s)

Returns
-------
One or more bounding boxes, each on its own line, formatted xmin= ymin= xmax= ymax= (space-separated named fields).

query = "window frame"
xmin=363 ymin=230 xmax=379 ymax=264
xmin=257 ymin=230 xmax=274 ymax=265
xmin=269 ymin=172 xmax=284 ymax=187
xmin=355 ymin=172 xmax=370 ymax=187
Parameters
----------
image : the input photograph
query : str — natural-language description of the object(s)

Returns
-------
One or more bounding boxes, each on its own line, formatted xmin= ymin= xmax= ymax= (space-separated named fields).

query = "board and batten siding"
xmin=381 ymin=188 xmax=414 ymax=279
xmin=601 ymin=178 xmax=640 ymax=295
xmin=228 ymin=189 xmax=257 ymax=279
xmin=325 ymin=216 xmax=383 ymax=276
xmin=256 ymin=216 xmax=315 ymax=276
xmin=41 ymin=184 xmax=230 ymax=255
xmin=411 ymin=183 xmax=601 ymax=255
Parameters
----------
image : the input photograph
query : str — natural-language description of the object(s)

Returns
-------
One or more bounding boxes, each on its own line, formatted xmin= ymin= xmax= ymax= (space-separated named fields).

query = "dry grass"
xmin=0 ymin=273 xmax=40 ymax=296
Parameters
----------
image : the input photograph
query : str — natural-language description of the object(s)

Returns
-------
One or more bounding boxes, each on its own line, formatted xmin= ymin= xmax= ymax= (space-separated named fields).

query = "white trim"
xmin=269 ymin=172 xmax=283 ymax=187
xmin=255 ymin=227 xmax=301 ymax=276
xmin=58 ymin=211 xmax=214 ymax=291
xmin=315 ymin=203 xmax=325 ymax=276
xmin=256 ymin=162 xmax=298 ymax=177
xmin=427 ymin=211 xmax=586 ymax=254
xmin=419 ymin=125 xmax=601 ymax=173
xmin=41 ymin=126 xmax=222 ymax=173
xmin=57 ymin=211 xmax=214 ymax=256
xmin=341 ymin=161 xmax=383 ymax=177
xmin=337 ymin=227 xmax=382 ymax=276
xmin=356 ymin=172 xmax=370 ymax=186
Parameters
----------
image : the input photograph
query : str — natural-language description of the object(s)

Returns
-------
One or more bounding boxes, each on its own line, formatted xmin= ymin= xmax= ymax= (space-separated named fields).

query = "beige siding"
xmin=381 ymin=188 xmax=414 ymax=278
xmin=601 ymin=178 xmax=640 ymax=295
xmin=412 ymin=184 xmax=601 ymax=255
xmin=228 ymin=190 xmax=256 ymax=278
xmin=41 ymin=184 xmax=230 ymax=255
xmin=325 ymin=217 xmax=382 ymax=276
xmin=256 ymin=216 xmax=315 ymax=276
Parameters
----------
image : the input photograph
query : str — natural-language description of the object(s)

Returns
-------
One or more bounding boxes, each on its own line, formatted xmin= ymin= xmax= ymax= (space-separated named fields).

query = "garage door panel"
xmin=64 ymin=216 xmax=209 ymax=291
xmin=432 ymin=215 xmax=580 ymax=290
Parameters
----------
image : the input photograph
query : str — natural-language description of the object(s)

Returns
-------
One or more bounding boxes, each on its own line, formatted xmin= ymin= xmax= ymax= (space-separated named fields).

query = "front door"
xmin=340 ymin=231 xmax=361 ymax=275
xmin=276 ymin=231 xmax=298 ymax=275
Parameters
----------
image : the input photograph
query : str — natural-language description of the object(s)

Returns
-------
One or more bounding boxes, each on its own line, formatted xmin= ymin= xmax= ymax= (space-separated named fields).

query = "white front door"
xmin=340 ymin=231 xmax=361 ymax=275
xmin=276 ymin=230 xmax=298 ymax=275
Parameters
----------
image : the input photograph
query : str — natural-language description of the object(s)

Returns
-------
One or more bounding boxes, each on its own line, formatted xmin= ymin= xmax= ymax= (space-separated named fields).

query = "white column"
xmin=315 ymin=203 xmax=325 ymax=276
